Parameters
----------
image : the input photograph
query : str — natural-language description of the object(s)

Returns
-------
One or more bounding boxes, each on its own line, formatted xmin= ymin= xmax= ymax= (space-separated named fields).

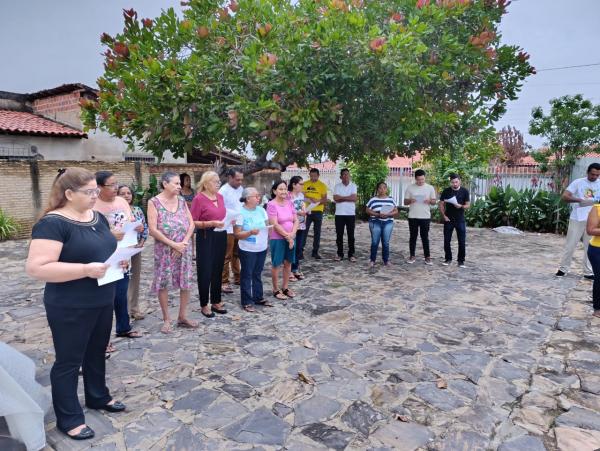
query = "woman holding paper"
xmin=267 ymin=179 xmax=299 ymax=300
xmin=366 ymin=182 xmax=398 ymax=267
xmin=191 ymin=171 xmax=229 ymax=318
xmin=234 ymin=187 xmax=272 ymax=312
xmin=117 ymin=185 xmax=148 ymax=320
xmin=288 ymin=176 xmax=307 ymax=280
xmin=94 ymin=171 xmax=142 ymax=342
xmin=26 ymin=168 xmax=127 ymax=441
xmin=148 ymin=172 xmax=197 ymax=333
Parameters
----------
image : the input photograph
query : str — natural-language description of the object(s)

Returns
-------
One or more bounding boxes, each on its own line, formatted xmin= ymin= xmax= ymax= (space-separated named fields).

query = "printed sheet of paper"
xmin=98 ymin=246 xmax=143 ymax=286
xmin=118 ymin=220 xmax=142 ymax=248
xmin=380 ymin=204 xmax=394 ymax=214
xmin=306 ymin=202 xmax=319 ymax=213
xmin=576 ymin=205 xmax=593 ymax=222
xmin=413 ymin=194 xmax=426 ymax=204
xmin=214 ymin=209 xmax=239 ymax=232
xmin=445 ymin=196 xmax=459 ymax=206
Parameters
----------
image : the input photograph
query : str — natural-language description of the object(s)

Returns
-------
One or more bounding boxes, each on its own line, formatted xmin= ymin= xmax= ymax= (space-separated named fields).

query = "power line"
xmin=536 ymin=63 xmax=600 ymax=72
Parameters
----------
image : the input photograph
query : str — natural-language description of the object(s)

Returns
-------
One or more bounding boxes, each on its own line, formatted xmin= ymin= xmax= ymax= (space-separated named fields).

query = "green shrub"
xmin=347 ymin=156 xmax=389 ymax=219
xmin=0 ymin=209 xmax=19 ymax=240
xmin=465 ymin=186 xmax=569 ymax=234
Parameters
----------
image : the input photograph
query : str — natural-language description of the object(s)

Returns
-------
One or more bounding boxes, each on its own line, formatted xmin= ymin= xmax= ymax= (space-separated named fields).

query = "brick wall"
xmin=32 ymin=92 xmax=81 ymax=115
xmin=0 ymin=160 xmax=280 ymax=239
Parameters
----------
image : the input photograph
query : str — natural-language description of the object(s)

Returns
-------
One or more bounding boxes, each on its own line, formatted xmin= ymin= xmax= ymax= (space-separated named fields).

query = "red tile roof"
xmin=0 ymin=110 xmax=86 ymax=138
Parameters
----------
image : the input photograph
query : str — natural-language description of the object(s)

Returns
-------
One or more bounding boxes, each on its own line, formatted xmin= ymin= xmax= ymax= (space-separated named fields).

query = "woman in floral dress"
xmin=147 ymin=171 xmax=197 ymax=333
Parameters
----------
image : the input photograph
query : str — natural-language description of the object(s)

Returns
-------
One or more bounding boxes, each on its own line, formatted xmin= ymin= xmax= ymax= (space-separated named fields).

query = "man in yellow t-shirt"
xmin=301 ymin=168 xmax=328 ymax=259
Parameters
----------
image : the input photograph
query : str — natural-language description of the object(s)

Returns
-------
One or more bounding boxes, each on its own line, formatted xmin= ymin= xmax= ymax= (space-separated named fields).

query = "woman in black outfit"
xmin=26 ymin=168 xmax=127 ymax=441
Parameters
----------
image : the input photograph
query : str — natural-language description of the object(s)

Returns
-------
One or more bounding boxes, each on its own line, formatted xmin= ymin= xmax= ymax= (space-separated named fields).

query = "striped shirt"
xmin=366 ymin=196 xmax=396 ymax=222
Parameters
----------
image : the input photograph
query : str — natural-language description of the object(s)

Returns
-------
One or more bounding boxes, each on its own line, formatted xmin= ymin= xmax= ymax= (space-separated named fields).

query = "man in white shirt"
xmin=556 ymin=163 xmax=600 ymax=279
xmin=404 ymin=169 xmax=437 ymax=265
xmin=333 ymin=168 xmax=358 ymax=262
xmin=219 ymin=168 xmax=244 ymax=292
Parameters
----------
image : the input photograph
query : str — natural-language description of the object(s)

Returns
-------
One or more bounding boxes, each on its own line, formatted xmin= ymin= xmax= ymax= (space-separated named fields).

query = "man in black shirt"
xmin=439 ymin=173 xmax=470 ymax=267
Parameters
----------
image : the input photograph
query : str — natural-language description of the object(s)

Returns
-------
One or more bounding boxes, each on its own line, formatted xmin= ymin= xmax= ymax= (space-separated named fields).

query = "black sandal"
xmin=273 ymin=290 xmax=288 ymax=300
xmin=282 ymin=288 xmax=295 ymax=298
xmin=115 ymin=330 xmax=142 ymax=338
xmin=256 ymin=299 xmax=274 ymax=307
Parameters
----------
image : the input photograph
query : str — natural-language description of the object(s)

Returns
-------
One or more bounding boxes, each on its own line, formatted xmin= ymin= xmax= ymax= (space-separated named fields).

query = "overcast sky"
xmin=1 ymin=0 xmax=598 ymax=148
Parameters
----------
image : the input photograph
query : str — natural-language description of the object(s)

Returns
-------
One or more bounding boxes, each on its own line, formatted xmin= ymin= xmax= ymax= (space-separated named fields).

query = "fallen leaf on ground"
xmin=397 ymin=415 xmax=410 ymax=422
xmin=164 ymin=400 xmax=174 ymax=409
xmin=122 ymin=377 xmax=136 ymax=384
xmin=436 ymin=378 xmax=448 ymax=389
xmin=298 ymin=372 xmax=315 ymax=385
xmin=303 ymin=339 xmax=315 ymax=349
xmin=230 ymin=315 xmax=241 ymax=321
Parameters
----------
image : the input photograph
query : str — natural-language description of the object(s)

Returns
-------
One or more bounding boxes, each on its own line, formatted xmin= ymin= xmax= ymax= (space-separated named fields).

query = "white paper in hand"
xmin=215 ymin=210 xmax=239 ymax=232
xmin=118 ymin=220 xmax=142 ymax=248
xmin=380 ymin=204 xmax=394 ymax=214
xmin=97 ymin=246 xmax=143 ymax=286
xmin=445 ymin=196 xmax=459 ymax=206
xmin=306 ymin=202 xmax=319 ymax=213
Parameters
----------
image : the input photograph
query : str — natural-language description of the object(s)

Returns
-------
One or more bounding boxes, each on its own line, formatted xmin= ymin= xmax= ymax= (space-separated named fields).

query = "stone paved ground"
xmin=2 ymin=220 xmax=600 ymax=450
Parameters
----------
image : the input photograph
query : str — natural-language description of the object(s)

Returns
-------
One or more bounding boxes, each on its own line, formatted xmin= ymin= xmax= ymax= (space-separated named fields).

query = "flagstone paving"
xmin=2 ymin=220 xmax=600 ymax=450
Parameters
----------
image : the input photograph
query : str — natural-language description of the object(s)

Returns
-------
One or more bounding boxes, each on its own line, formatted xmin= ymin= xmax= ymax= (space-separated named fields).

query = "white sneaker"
xmin=424 ymin=258 xmax=433 ymax=266
xmin=407 ymin=257 xmax=416 ymax=264
xmin=442 ymin=260 xmax=451 ymax=266
xmin=458 ymin=263 xmax=467 ymax=268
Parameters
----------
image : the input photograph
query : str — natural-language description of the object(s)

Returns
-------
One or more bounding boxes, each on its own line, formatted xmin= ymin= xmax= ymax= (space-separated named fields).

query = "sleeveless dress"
xmin=150 ymin=196 xmax=194 ymax=293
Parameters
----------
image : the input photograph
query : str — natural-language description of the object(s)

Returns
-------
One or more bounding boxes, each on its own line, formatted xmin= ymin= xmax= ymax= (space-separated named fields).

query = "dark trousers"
xmin=335 ymin=215 xmax=356 ymax=258
xmin=239 ymin=249 xmax=267 ymax=306
xmin=292 ymin=229 xmax=307 ymax=272
xmin=588 ymin=246 xmax=600 ymax=310
xmin=114 ymin=273 xmax=131 ymax=335
xmin=408 ymin=218 xmax=431 ymax=258
xmin=46 ymin=304 xmax=113 ymax=433
xmin=196 ymin=228 xmax=227 ymax=306
xmin=304 ymin=211 xmax=323 ymax=256
xmin=443 ymin=219 xmax=466 ymax=263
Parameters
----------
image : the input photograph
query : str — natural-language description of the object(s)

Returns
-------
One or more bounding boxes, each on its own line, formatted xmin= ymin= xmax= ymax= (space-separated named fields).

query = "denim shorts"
xmin=269 ymin=239 xmax=296 ymax=267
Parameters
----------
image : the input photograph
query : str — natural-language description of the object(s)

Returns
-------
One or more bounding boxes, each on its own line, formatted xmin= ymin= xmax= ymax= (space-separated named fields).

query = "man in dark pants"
xmin=333 ymin=168 xmax=358 ymax=261
xmin=439 ymin=173 xmax=470 ymax=268
xmin=404 ymin=169 xmax=437 ymax=265
xmin=302 ymin=168 xmax=328 ymax=259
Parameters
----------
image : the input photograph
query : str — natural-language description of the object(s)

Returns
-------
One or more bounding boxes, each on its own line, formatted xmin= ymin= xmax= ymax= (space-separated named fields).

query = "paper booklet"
xmin=444 ymin=196 xmax=460 ymax=206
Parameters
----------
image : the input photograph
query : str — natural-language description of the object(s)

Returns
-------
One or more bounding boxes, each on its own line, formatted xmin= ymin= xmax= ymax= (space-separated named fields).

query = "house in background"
xmin=0 ymin=83 xmax=183 ymax=163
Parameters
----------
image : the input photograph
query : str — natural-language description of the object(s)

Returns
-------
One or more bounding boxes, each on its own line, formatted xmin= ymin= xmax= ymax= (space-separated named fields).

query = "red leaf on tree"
xmin=416 ymin=0 xmax=430 ymax=9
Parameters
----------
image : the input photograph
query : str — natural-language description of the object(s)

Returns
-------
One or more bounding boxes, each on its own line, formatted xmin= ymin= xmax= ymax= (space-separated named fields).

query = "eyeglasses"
xmin=102 ymin=183 xmax=117 ymax=188
xmin=75 ymin=188 xmax=101 ymax=197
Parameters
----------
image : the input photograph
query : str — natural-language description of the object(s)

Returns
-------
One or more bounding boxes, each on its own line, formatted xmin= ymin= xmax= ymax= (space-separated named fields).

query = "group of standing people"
xmin=24 ymin=164 xmax=472 ymax=442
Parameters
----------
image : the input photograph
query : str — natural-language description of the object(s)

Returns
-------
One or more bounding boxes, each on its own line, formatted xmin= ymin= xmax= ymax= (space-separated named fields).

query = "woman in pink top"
xmin=267 ymin=179 xmax=299 ymax=300
xmin=190 ymin=171 xmax=228 ymax=318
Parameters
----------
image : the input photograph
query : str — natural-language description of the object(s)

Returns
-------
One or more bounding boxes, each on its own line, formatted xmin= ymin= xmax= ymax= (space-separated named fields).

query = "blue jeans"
xmin=239 ymin=249 xmax=267 ymax=306
xmin=114 ymin=273 xmax=131 ymax=335
xmin=369 ymin=219 xmax=394 ymax=263
xmin=292 ymin=229 xmax=307 ymax=272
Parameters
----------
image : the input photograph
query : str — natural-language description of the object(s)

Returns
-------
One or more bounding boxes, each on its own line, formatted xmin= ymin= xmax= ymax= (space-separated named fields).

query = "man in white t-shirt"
xmin=333 ymin=168 xmax=358 ymax=262
xmin=556 ymin=163 xmax=600 ymax=278
xmin=404 ymin=169 xmax=437 ymax=265
xmin=219 ymin=168 xmax=244 ymax=292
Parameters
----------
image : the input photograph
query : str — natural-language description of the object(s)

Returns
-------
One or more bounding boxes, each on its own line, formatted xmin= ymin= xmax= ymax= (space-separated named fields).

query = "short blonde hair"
xmin=196 ymin=171 xmax=220 ymax=193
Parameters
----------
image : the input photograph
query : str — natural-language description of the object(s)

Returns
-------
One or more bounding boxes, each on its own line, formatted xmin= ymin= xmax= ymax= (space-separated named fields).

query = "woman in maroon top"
xmin=191 ymin=171 xmax=228 ymax=318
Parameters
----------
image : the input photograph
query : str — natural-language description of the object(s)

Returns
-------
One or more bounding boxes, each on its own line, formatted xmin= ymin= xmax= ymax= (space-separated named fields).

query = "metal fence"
xmin=285 ymin=164 xmax=556 ymax=205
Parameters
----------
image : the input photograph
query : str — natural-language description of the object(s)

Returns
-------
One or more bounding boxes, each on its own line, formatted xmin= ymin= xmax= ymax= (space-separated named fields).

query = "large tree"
xmin=82 ymin=0 xmax=534 ymax=172
xmin=530 ymin=94 xmax=600 ymax=192
xmin=497 ymin=125 xmax=527 ymax=166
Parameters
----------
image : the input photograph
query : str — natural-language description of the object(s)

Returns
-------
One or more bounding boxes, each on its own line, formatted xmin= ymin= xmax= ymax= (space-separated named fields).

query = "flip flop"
xmin=256 ymin=300 xmax=274 ymax=307
xmin=160 ymin=322 xmax=172 ymax=334
xmin=106 ymin=343 xmax=116 ymax=353
xmin=243 ymin=305 xmax=256 ymax=312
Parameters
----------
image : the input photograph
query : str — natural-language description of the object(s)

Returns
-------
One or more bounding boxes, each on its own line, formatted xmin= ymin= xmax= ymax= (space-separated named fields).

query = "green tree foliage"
xmin=82 ymin=0 xmax=534 ymax=171
xmin=530 ymin=94 xmax=600 ymax=193
xmin=347 ymin=156 xmax=390 ymax=216
xmin=420 ymin=130 xmax=502 ymax=191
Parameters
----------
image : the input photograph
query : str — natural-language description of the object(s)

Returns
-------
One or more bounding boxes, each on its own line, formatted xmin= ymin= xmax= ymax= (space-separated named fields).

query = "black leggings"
xmin=588 ymin=245 xmax=600 ymax=311
xmin=196 ymin=228 xmax=227 ymax=306
xmin=46 ymin=303 xmax=113 ymax=433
